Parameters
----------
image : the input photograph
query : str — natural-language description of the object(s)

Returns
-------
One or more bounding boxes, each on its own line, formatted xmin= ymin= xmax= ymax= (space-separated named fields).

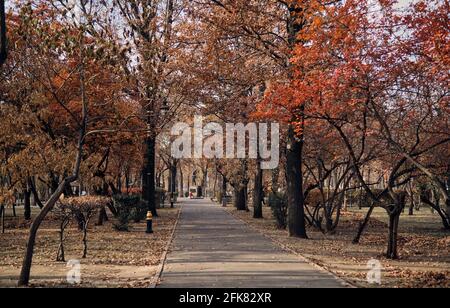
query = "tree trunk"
xmin=24 ymin=188 xmax=32 ymax=221
xmin=29 ymin=178 xmax=44 ymax=209
xmin=106 ymin=200 xmax=118 ymax=218
xmin=408 ymin=197 xmax=414 ymax=216
xmin=19 ymin=51 xmax=86 ymax=286
xmin=96 ymin=207 xmax=108 ymax=226
xmin=408 ymin=181 xmax=415 ymax=216
xmin=353 ymin=202 xmax=375 ymax=244
xmin=82 ymin=220 xmax=89 ymax=259
xmin=386 ymin=210 xmax=401 ymax=259
xmin=0 ymin=0 xmax=7 ymax=67
xmin=253 ymin=159 xmax=264 ymax=219
xmin=0 ymin=205 xmax=4 ymax=234
xmin=142 ymin=136 xmax=158 ymax=216
xmin=212 ymin=170 xmax=218 ymax=200
xmin=271 ymin=167 xmax=280 ymax=193
xmin=125 ymin=171 xmax=130 ymax=194
xmin=420 ymin=195 xmax=450 ymax=230
xmin=170 ymin=162 xmax=177 ymax=208
xmin=73 ymin=210 xmax=85 ymax=231
xmin=179 ymin=164 xmax=184 ymax=198
xmin=187 ymin=168 xmax=191 ymax=195
xmin=325 ymin=208 xmax=333 ymax=233
xmin=222 ymin=175 xmax=227 ymax=207
xmin=446 ymin=167 xmax=450 ymax=219
xmin=446 ymin=199 xmax=450 ymax=227
xmin=56 ymin=219 xmax=69 ymax=262
xmin=285 ymin=0 xmax=308 ymax=239
xmin=117 ymin=174 xmax=122 ymax=193
xmin=234 ymin=185 xmax=246 ymax=211
xmin=286 ymin=125 xmax=308 ymax=238
xmin=18 ymin=179 xmax=73 ymax=286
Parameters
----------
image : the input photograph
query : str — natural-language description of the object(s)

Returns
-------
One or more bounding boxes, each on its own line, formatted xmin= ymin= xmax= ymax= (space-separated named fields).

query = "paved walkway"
xmin=158 ymin=199 xmax=346 ymax=288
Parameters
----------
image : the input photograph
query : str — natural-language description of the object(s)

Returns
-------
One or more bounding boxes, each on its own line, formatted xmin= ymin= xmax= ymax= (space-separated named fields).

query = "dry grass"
xmin=0 ymin=206 xmax=179 ymax=288
xmin=226 ymin=206 xmax=449 ymax=288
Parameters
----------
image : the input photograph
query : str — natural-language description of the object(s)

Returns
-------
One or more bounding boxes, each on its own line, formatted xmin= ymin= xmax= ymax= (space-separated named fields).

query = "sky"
xmin=396 ymin=0 xmax=416 ymax=8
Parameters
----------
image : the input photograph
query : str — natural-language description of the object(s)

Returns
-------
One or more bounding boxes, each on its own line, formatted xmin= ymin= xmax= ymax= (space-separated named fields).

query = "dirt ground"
xmin=226 ymin=205 xmax=449 ymax=288
xmin=0 ymin=206 xmax=179 ymax=288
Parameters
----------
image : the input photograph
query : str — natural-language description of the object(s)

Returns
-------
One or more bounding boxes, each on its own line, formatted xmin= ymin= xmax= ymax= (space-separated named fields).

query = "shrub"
xmin=269 ymin=192 xmax=288 ymax=229
xmin=112 ymin=195 xmax=142 ymax=231
xmin=61 ymin=196 xmax=110 ymax=258
xmin=53 ymin=202 xmax=72 ymax=262
xmin=130 ymin=200 xmax=147 ymax=223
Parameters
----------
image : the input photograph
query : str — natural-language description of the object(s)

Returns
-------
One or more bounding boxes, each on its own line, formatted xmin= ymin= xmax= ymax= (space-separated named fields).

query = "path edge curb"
xmin=223 ymin=206 xmax=357 ymax=289
xmin=149 ymin=203 xmax=183 ymax=288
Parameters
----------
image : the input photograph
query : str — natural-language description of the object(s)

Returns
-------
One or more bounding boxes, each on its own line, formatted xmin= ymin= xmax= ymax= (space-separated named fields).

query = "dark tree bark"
xmin=49 ymin=172 xmax=59 ymax=193
xmin=446 ymin=166 xmax=450 ymax=220
xmin=0 ymin=205 xmax=5 ymax=234
xmin=234 ymin=184 xmax=247 ymax=211
xmin=407 ymin=181 xmax=415 ymax=216
xmin=95 ymin=182 xmax=109 ymax=226
xmin=169 ymin=160 xmax=177 ymax=208
xmin=271 ymin=167 xmax=280 ymax=193
xmin=212 ymin=170 xmax=218 ymax=200
xmin=253 ymin=158 xmax=264 ymax=219
xmin=179 ymin=163 xmax=184 ymax=197
xmin=106 ymin=200 xmax=118 ymax=218
xmin=125 ymin=171 xmax=131 ymax=194
xmin=420 ymin=195 xmax=450 ymax=230
xmin=56 ymin=218 xmax=70 ymax=262
xmin=29 ymin=178 xmax=44 ymax=209
xmin=142 ymin=135 xmax=158 ymax=216
xmin=385 ymin=193 xmax=406 ymax=259
xmin=24 ymin=187 xmax=32 ymax=221
xmin=82 ymin=214 xmax=94 ymax=259
xmin=222 ymin=175 xmax=227 ymax=207
xmin=73 ymin=209 xmax=85 ymax=231
xmin=200 ymin=167 xmax=208 ymax=198
xmin=284 ymin=2 xmax=308 ymax=239
xmin=286 ymin=125 xmax=308 ymax=238
xmin=387 ymin=209 xmax=401 ymax=259
xmin=96 ymin=206 xmax=108 ymax=226
xmin=117 ymin=174 xmax=122 ymax=193
xmin=19 ymin=178 xmax=79 ymax=286
xmin=408 ymin=197 xmax=415 ymax=216
xmin=353 ymin=202 xmax=375 ymax=244
xmin=0 ymin=0 xmax=7 ymax=67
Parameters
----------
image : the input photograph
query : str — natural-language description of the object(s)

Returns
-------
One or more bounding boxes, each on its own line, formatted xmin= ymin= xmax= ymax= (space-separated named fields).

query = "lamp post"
xmin=170 ymin=163 xmax=176 ymax=208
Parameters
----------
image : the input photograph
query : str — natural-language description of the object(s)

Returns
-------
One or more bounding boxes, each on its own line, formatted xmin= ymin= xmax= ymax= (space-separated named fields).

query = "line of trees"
xmin=178 ymin=0 xmax=449 ymax=260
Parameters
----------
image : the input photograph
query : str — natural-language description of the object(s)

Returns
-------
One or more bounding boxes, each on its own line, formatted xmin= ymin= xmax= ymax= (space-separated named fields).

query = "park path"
xmin=158 ymin=198 xmax=346 ymax=288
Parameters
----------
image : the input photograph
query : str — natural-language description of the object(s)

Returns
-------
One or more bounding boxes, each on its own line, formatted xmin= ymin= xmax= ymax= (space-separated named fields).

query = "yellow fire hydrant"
xmin=146 ymin=211 xmax=154 ymax=234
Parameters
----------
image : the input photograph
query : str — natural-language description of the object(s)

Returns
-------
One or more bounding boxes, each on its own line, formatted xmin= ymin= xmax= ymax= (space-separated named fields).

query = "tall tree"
xmin=264 ymin=0 xmax=449 ymax=257
xmin=13 ymin=1 xmax=131 ymax=285
xmin=104 ymin=0 xmax=181 ymax=216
